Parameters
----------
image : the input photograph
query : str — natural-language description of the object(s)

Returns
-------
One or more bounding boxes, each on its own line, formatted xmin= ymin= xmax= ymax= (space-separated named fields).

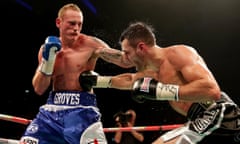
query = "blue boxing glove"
xmin=39 ymin=36 xmax=61 ymax=75
xmin=132 ymin=77 xmax=179 ymax=101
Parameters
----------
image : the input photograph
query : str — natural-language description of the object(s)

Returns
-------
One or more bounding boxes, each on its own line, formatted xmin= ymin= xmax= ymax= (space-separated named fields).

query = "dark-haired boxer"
xmin=80 ymin=21 xmax=240 ymax=144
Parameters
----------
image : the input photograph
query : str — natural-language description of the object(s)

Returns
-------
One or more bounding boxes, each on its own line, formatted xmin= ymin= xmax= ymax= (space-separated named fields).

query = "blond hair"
xmin=58 ymin=3 xmax=82 ymax=19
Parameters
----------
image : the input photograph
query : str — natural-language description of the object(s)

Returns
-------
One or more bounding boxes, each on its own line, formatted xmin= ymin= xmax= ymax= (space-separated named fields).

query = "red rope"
xmin=0 ymin=114 xmax=32 ymax=125
xmin=103 ymin=124 xmax=183 ymax=132
xmin=0 ymin=113 xmax=183 ymax=132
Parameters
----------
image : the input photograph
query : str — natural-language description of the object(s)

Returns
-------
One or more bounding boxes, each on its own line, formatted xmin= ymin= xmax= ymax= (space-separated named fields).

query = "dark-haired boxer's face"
xmin=121 ymin=39 xmax=142 ymax=68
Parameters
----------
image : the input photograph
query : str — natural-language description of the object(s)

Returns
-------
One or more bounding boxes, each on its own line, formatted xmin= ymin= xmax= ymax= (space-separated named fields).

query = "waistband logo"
xmin=54 ymin=93 xmax=80 ymax=105
xmin=191 ymin=109 xmax=219 ymax=133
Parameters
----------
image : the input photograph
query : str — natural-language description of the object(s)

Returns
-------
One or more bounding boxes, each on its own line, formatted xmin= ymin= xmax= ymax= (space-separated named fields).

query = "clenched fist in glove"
xmin=79 ymin=70 xmax=112 ymax=91
xmin=39 ymin=36 xmax=61 ymax=75
xmin=132 ymin=77 xmax=179 ymax=101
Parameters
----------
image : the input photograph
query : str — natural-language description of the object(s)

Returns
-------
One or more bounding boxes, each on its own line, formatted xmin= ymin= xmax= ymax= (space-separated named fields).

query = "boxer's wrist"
xmin=38 ymin=58 xmax=55 ymax=75
xmin=94 ymin=76 xmax=112 ymax=88
xmin=156 ymin=83 xmax=179 ymax=101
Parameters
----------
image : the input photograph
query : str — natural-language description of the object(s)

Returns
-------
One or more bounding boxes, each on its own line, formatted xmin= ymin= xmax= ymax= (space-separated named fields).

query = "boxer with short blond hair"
xmin=19 ymin=3 xmax=115 ymax=144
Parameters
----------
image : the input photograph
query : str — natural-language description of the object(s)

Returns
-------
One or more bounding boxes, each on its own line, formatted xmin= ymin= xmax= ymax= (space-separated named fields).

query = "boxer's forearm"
xmin=79 ymin=71 xmax=135 ymax=90
xmin=110 ymin=73 xmax=135 ymax=90
xmin=98 ymin=48 xmax=134 ymax=68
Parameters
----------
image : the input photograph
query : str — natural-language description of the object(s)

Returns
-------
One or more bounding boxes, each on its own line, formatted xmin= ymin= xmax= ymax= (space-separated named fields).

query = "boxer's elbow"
xmin=33 ymin=87 xmax=45 ymax=96
xmin=209 ymin=86 xmax=221 ymax=101
xmin=35 ymin=91 xmax=44 ymax=96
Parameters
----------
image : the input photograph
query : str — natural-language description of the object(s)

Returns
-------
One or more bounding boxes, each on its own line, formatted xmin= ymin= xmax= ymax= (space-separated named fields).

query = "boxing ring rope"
xmin=103 ymin=124 xmax=183 ymax=132
xmin=0 ymin=113 xmax=184 ymax=143
xmin=0 ymin=138 xmax=19 ymax=144
xmin=0 ymin=114 xmax=32 ymax=125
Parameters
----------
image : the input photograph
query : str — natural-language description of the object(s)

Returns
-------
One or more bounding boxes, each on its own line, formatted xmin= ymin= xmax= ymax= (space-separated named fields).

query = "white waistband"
xmin=40 ymin=104 xmax=99 ymax=112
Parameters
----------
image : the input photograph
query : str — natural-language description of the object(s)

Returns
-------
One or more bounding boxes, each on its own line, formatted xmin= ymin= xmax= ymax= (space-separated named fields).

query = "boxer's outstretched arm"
xmin=97 ymin=48 xmax=134 ymax=68
xmin=79 ymin=71 xmax=146 ymax=91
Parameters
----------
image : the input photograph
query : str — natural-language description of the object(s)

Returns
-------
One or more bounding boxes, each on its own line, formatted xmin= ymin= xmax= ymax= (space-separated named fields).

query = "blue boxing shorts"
xmin=20 ymin=91 xmax=107 ymax=144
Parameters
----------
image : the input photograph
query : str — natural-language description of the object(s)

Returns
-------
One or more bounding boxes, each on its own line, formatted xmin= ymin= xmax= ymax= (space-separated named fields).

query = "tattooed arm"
xmin=97 ymin=48 xmax=134 ymax=68
xmin=87 ymin=35 xmax=134 ymax=68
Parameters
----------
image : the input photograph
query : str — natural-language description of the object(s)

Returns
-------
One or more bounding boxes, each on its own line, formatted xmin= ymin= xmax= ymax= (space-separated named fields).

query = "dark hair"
xmin=113 ymin=111 xmax=133 ymax=126
xmin=119 ymin=21 xmax=156 ymax=48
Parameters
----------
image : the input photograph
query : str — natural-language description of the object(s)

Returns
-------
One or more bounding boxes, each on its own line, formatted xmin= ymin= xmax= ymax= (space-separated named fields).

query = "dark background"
xmin=1 ymin=0 xmax=240 ymax=143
